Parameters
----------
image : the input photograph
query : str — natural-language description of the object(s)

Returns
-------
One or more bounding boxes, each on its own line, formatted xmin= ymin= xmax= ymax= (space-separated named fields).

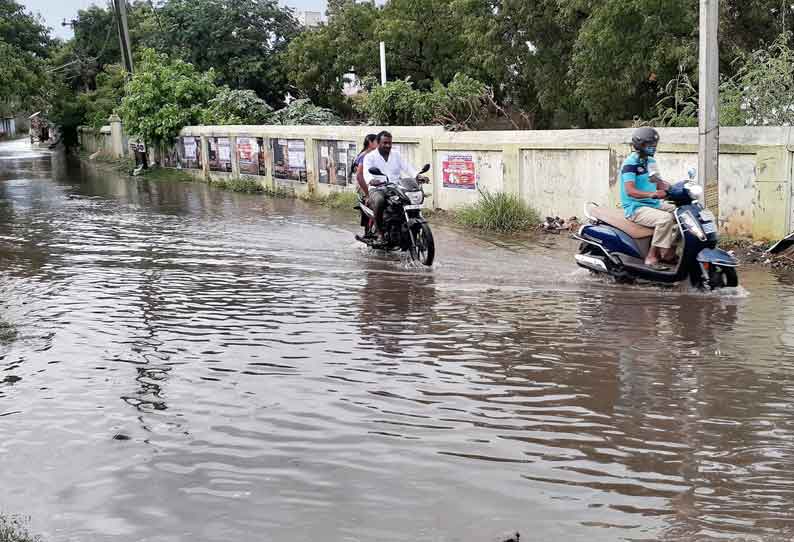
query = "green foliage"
xmin=651 ymin=68 xmax=699 ymax=128
xmin=456 ymin=190 xmax=539 ymax=233
xmin=119 ymin=49 xmax=218 ymax=146
xmin=201 ymin=88 xmax=274 ymax=125
xmin=270 ymin=99 xmax=341 ymax=126
xmin=0 ymin=0 xmax=51 ymax=57
xmin=303 ymin=190 xmax=360 ymax=210
xmin=149 ymin=0 xmax=299 ymax=107
xmin=361 ymin=74 xmax=489 ymax=128
xmin=728 ymin=34 xmax=794 ymax=126
xmin=80 ymin=65 xmax=127 ymax=130
xmin=0 ymin=515 xmax=41 ymax=542
xmin=211 ymin=177 xmax=264 ymax=193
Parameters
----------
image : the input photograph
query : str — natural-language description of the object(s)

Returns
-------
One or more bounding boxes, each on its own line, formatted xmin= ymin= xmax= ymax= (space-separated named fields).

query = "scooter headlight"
xmin=686 ymin=183 xmax=704 ymax=200
xmin=681 ymin=210 xmax=707 ymax=241
xmin=406 ymin=191 xmax=424 ymax=205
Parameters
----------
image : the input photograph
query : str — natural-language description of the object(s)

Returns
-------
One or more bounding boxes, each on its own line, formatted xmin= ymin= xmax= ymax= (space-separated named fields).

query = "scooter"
xmin=573 ymin=170 xmax=739 ymax=290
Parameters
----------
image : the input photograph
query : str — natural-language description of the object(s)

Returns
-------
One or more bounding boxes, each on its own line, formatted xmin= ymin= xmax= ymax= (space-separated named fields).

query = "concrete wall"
xmin=78 ymin=126 xmax=112 ymax=155
xmin=80 ymin=123 xmax=794 ymax=240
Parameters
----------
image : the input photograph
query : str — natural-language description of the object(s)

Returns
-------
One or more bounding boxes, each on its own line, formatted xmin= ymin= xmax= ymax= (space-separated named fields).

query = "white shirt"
xmin=362 ymin=149 xmax=418 ymax=185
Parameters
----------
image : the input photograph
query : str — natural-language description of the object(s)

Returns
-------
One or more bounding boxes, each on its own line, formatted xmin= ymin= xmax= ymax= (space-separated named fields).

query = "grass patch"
xmin=210 ymin=177 xmax=264 ymax=193
xmin=0 ymin=515 xmax=41 ymax=542
xmin=300 ymin=190 xmax=360 ymax=210
xmin=455 ymin=189 xmax=539 ymax=233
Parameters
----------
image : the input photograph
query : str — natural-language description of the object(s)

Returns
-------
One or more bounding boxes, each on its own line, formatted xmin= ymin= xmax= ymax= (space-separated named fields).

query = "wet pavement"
xmin=1 ymin=139 xmax=794 ymax=541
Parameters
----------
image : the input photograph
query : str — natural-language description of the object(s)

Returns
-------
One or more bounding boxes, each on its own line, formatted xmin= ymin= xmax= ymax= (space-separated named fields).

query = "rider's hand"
xmin=653 ymin=190 xmax=668 ymax=199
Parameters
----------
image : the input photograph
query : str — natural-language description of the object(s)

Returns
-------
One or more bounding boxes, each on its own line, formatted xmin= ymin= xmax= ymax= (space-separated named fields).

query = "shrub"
xmin=210 ymin=178 xmax=264 ymax=193
xmin=0 ymin=515 xmax=41 ymax=542
xmin=201 ymin=88 xmax=274 ymax=125
xmin=270 ymin=99 xmax=340 ymax=125
xmin=455 ymin=190 xmax=539 ymax=233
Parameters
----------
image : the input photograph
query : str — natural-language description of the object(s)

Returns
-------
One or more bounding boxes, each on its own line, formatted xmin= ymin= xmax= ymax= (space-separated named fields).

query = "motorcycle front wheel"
xmin=411 ymin=223 xmax=435 ymax=266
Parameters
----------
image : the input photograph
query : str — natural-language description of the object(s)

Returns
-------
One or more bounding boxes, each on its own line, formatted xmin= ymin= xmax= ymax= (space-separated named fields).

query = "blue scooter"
xmin=573 ymin=171 xmax=739 ymax=290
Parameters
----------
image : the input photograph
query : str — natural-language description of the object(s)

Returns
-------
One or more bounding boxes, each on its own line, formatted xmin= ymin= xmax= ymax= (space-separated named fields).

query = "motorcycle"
xmin=572 ymin=170 xmax=739 ymax=290
xmin=355 ymin=164 xmax=435 ymax=266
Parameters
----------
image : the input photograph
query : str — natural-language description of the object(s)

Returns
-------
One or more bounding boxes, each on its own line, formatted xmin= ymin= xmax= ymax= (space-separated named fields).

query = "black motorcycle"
xmin=355 ymin=164 xmax=435 ymax=266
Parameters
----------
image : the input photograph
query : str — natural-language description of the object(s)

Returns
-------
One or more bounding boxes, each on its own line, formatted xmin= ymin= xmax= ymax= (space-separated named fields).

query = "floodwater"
xmin=1 ymin=139 xmax=794 ymax=542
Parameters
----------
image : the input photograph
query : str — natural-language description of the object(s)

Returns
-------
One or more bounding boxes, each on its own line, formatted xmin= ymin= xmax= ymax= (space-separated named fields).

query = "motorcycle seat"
xmin=589 ymin=205 xmax=654 ymax=239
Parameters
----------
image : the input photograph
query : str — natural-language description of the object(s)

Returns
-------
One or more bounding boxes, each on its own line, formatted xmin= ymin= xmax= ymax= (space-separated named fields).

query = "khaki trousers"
xmin=629 ymin=202 xmax=677 ymax=249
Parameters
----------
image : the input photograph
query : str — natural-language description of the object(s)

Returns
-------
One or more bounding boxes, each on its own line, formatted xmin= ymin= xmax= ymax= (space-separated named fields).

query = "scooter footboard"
xmin=696 ymin=248 xmax=738 ymax=267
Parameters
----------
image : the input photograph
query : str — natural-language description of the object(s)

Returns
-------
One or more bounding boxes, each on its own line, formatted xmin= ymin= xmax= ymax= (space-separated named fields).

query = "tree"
xmin=570 ymin=0 xmax=697 ymax=124
xmin=0 ymin=0 xmax=51 ymax=57
xmin=0 ymin=38 xmax=46 ymax=115
xmin=149 ymin=0 xmax=299 ymax=107
xmin=118 ymin=49 xmax=218 ymax=146
xmin=286 ymin=0 xmax=380 ymax=112
xmin=270 ymin=99 xmax=340 ymax=126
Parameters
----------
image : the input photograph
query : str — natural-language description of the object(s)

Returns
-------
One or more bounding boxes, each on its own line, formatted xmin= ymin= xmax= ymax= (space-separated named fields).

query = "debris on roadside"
xmin=726 ymin=239 xmax=794 ymax=271
xmin=540 ymin=216 xmax=580 ymax=234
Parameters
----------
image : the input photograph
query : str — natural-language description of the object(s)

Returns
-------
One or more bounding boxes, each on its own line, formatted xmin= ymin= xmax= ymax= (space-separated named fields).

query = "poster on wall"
xmin=287 ymin=140 xmax=306 ymax=170
xmin=257 ymin=137 xmax=267 ymax=176
xmin=184 ymin=137 xmax=197 ymax=160
xmin=181 ymin=137 xmax=201 ymax=169
xmin=237 ymin=136 xmax=261 ymax=175
xmin=442 ymin=153 xmax=477 ymax=190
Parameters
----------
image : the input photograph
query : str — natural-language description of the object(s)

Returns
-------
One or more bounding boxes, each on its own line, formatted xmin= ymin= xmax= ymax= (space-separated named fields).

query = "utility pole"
xmin=113 ymin=0 xmax=134 ymax=74
xmin=379 ymin=41 xmax=387 ymax=85
xmin=699 ymin=0 xmax=719 ymax=216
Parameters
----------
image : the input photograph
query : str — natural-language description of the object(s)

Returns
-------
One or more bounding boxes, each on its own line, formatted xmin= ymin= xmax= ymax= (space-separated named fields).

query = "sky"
xmin=20 ymin=0 xmax=328 ymax=39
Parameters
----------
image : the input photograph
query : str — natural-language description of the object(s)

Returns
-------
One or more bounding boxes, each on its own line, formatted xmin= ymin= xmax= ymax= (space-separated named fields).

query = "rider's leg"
xmin=369 ymin=190 xmax=386 ymax=238
xmin=630 ymin=205 xmax=677 ymax=266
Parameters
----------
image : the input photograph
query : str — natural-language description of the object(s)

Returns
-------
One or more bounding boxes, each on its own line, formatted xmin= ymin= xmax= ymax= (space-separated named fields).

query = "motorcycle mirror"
xmin=419 ymin=164 xmax=430 ymax=174
xmin=368 ymin=167 xmax=384 ymax=176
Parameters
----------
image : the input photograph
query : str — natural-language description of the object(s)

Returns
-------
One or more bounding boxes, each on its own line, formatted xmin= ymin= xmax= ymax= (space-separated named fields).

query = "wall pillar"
xmin=753 ymin=147 xmax=791 ymax=240
xmin=304 ymin=137 xmax=318 ymax=195
xmin=230 ymin=135 xmax=240 ymax=178
xmin=502 ymin=144 xmax=521 ymax=198
xmin=109 ymin=114 xmax=124 ymax=158
xmin=201 ymin=136 xmax=210 ymax=180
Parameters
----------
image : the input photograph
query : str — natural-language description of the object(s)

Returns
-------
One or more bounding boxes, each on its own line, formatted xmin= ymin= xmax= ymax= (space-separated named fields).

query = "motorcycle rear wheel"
xmin=411 ymin=223 xmax=435 ymax=266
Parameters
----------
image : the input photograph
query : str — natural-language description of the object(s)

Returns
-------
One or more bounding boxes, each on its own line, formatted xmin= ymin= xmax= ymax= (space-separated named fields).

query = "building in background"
xmin=298 ymin=10 xmax=321 ymax=27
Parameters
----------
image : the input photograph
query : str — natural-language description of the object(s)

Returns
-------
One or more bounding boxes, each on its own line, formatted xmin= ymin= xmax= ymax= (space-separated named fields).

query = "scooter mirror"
xmin=419 ymin=164 xmax=431 ymax=174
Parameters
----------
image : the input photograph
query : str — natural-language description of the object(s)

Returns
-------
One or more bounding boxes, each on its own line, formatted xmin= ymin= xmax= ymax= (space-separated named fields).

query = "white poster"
xmin=288 ymin=140 xmax=306 ymax=169
xmin=320 ymin=145 xmax=329 ymax=159
xmin=218 ymin=138 xmax=231 ymax=162
xmin=183 ymin=138 xmax=197 ymax=160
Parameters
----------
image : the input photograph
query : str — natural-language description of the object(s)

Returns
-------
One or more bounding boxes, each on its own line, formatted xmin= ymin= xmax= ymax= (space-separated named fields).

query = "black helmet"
xmin=632 ymin=127 xmax=660 ymax=151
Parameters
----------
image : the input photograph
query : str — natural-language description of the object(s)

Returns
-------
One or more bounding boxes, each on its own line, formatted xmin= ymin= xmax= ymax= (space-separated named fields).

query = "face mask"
xmin=645 ymin=146 xmax=657 ymax=156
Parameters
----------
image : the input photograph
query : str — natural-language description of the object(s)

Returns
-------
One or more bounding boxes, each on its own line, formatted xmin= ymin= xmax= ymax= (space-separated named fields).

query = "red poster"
xmin=443 ymin=154 xmax=476 ymax=190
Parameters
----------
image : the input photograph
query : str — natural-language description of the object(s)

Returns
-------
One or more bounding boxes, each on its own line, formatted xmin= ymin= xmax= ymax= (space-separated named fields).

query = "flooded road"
xmin=2 ymin=139 xmax=794 ymax=541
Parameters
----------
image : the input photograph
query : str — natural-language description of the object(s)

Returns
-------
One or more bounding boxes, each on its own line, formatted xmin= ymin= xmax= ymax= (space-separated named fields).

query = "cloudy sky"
xmin=20 ymin=0 xmax=327 ymax=38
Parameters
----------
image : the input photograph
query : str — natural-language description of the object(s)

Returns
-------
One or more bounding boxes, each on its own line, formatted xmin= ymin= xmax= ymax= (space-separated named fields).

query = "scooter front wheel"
xmin=708 ymin=266 xmax=738 ymax=290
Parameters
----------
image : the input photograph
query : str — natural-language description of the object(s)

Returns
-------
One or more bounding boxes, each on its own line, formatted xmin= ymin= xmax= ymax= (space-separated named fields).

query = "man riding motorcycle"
xmin=621 ymin=127 xmax=676 ymax=268
xmin=362 ymin=131 xmax=426 ymax=240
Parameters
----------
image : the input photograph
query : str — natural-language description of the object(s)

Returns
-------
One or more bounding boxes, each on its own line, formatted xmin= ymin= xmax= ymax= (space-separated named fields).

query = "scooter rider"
xmin=363 ymin=131 xmax=424 ymax=240
xmin=621 ymin=127 xmax=676 ymax=267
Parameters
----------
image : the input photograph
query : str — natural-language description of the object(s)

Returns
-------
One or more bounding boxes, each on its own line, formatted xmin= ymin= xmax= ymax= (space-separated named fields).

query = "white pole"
xmin=698 ymin=0 xmax=719 ymax=216
xmin=380 ymin=41 xmax=387 ymax=85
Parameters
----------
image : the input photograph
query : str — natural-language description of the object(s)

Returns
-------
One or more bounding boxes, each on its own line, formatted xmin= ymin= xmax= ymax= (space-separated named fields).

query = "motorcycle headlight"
xmin=407 ymin=191 xmax=424 ymax=205
xmin=680 ymin=210 xmax=706 ymax=241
